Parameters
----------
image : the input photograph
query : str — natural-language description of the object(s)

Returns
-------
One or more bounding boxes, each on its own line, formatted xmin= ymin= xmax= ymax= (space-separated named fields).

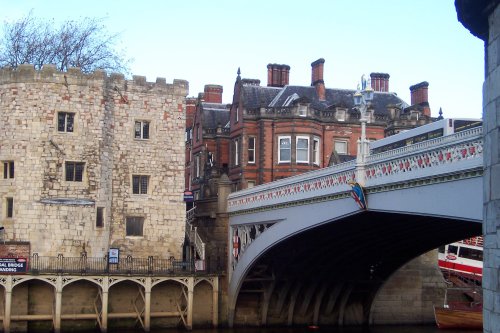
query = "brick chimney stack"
xmin=267 ymin=64 xmax=290 ymax=87
xmin=370 ymin=73 xmax=390 ymax=92
xmin=204 ymin=84 xmax=223 ymax=103
xmin=311 ymin=58 xmax=326 ymax=101
xmin=410 ymin=81 xmax=430 ymax=116
xmin=410 ymin=81 xmax=429 ymax=105
xmin=185 ymin=97 xmax=197 ymax=129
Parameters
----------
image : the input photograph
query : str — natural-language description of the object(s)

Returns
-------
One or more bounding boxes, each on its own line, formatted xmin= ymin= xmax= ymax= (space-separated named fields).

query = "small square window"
xmin=65 ymin=162 xmax=85 ymax=182
xmin=3 ymin=161 xmax=14 ymax=179
xmin=58 ymin=112 xmax=74 ymax=132
xmin=334 ymin=140 xmax=348 ymax=155
xmin=134 ymin=121 xmax=150 ymax=139
xmin=336 ymin=110 xmax=346 ymax=121
xmin=298 ymin=105 xmax=307 ymax=117
xmin=126 ymin=216 xmax=144 ymax=236
xmin=96 ymin=207 xmax=104 ymax=228
xmin=6 ymin=197 xmax=13 ymax=218
xmin=132 ymin=175 xmax=149 ymax=194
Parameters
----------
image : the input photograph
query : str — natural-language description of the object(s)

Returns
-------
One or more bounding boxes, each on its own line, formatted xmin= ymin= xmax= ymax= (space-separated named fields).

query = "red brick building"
xmin=186 ymin=58 xmax=434 ymax=200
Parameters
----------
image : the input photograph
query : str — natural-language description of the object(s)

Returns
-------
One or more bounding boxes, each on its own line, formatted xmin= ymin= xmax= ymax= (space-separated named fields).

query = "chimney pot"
xmin=409 ymin=81 xmax=429 ymax=105
xmin=370 ymin=72 xmax=390 ymax=92
xmin=267 ymin=64 xmax=290 ymax=87
xmin=203 ymin=84 xmax=223 ymax=103
xmin=311 ymin=58 xmax=326 ymax=101
xmin=410 ymin=81 xmax=430 ymax=117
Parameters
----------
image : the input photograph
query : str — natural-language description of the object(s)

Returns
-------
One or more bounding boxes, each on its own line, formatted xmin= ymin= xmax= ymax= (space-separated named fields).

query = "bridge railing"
xmin=366 ymin=126 xmax=482 ymax=163
xmin=364 ymin=127 xmax=483 ymax=187
xmin=228 ymin=160 xmax=356 ymax=212
xmin=228 ymin=127 xmax=483 ymax=213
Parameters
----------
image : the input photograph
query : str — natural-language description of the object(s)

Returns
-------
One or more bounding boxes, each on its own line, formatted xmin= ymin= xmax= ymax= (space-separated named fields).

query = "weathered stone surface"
xmin=0 ymin=66 xmax=188 ymax=259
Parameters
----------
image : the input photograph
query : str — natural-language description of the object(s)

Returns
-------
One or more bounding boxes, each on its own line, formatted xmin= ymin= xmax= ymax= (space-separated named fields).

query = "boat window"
xmin=448 ymin=245 xmax=458 ymax=254
xmin=438 ymin=246 xmax=445 ymax=253
xmin=458 ymin=247 xmax=483 ymax=261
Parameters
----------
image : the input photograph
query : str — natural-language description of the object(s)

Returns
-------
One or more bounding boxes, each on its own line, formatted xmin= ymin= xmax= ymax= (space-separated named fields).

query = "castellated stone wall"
xmin=0 ymin=64 xmax=188 ymax=259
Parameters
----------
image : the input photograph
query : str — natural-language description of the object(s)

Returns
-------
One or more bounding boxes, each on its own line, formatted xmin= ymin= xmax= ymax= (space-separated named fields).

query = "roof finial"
xmin=437 ymin=107 xmax=443 ymax=120
xmin=237 ymin=67 xmax=241 ymax=77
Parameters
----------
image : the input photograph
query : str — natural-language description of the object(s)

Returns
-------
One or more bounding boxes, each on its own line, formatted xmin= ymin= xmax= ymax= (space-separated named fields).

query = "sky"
xmin=0 ymin=0 xmax=485 ymax=119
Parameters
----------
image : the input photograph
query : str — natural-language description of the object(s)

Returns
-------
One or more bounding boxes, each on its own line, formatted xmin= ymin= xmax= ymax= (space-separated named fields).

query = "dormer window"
xmin=298 ymin=105 xmax=307 ymax=117
xmin=336 ymin=109 xmax=346 ymax=121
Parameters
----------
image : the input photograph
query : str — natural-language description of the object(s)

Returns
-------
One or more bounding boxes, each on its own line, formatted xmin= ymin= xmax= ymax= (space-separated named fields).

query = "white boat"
xmin=435 ymin=238 xmax=483 ymax=330
xmin=438 ymin=236 xmax=483 ymax=282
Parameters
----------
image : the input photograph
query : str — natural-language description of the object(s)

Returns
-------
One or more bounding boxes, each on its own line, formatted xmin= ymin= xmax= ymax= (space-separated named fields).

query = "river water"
xmin=103 ymin=326 xmax=480 ymax=333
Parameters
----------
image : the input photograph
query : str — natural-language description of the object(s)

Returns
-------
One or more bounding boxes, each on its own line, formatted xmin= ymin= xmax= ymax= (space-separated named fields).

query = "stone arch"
xmin=9 ymin=277 xmax=56 ymax=332
xmin=192 ymin=279 xmax=213 ymax=326
xmin=107 ymin=278 xmax=146 ymax=330
xmin=149 ymin=278 xmax=189 ymax=329
xmin=60 ymin=276 xmax=102 ymax=290
xmin=59 ymin=278 xmax=101 ymax=331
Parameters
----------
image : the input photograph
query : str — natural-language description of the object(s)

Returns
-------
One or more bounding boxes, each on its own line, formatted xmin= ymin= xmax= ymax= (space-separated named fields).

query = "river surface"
xmin=102 ymin=326 xmax=481 ymax=333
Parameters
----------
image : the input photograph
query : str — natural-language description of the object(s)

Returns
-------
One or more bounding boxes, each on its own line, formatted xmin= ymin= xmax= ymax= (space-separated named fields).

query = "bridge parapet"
xmin=228 ymin=160 xmax=356 ymax=213
xmin=365 ymin=127 xmax=483 ymax=187
xmin=228 ymin=127 xmax=483 ymax=214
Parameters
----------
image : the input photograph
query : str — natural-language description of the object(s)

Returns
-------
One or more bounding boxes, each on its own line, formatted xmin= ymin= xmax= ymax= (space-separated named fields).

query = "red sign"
xmin=184 ymin=190 xmax=194 ymax=202
xmin=0 ymin=258 xmax=28 ymax=274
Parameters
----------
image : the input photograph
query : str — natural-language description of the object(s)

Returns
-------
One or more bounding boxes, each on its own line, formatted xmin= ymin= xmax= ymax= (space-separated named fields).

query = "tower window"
xmin=58 ymin=112 xmax=74 ymax=132
xmin=132 ymin=175 xmax=149 ymax=194
xmin=65 ymin=162 xmax=85 ymax=182
xmin=3 ymin=161 xmax=14 ymax=179
xmin=134 ymin=120 xmax=150 ymax=139
xmin=126 ymin=216 xmax=144 ymax=236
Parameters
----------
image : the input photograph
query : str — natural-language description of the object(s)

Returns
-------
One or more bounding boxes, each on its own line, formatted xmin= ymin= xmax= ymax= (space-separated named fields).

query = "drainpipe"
xmin=271 ymin=121 xmax=275 ymax=181
xmin=322 ymin=125 xmax=326 ymax=167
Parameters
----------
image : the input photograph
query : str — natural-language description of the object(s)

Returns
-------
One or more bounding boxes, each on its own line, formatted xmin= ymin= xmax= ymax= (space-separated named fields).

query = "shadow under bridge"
xmin=230 ymin=210 xmax=481 ymax=327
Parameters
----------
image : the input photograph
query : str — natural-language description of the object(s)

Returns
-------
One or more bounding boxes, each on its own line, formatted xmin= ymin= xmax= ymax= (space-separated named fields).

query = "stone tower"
xmin=0 ymin=64 xmax=188 ymax=259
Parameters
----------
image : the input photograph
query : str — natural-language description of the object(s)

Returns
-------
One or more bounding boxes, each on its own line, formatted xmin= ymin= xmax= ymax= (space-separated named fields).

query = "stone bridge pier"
xmin=455 ymin=1 xmax=500 ymax=332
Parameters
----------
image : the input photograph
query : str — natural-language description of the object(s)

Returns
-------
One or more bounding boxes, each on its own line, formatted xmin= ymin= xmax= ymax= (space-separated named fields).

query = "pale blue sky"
xmin=0 ymin=0 xmax=484 ymax=119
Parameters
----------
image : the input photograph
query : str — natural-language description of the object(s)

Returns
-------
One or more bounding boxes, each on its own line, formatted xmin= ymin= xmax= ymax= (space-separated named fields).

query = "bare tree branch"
xmin=0 ymin=12 xmax=131 ymax=74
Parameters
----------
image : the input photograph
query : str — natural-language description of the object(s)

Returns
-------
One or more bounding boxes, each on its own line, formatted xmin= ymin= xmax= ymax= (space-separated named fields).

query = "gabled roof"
xmin=200 ymin=102 xmax=230 ymax=129
xmin=240 ymin=84 xmax=409 ymax=116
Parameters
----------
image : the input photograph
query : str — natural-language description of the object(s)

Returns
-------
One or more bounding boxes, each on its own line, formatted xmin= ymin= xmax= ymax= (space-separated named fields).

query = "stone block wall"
xmin=0 ymin=65 xmax=188 ymax=259
xmin=370 ymin=249 xmax=446 ymax=324
xmin=483 ymin=4 xmax=500 ymax=332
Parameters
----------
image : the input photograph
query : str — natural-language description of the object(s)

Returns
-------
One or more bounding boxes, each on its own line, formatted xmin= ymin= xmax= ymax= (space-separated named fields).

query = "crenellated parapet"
xmin=0 ymin=64 xmax=188 ymax=96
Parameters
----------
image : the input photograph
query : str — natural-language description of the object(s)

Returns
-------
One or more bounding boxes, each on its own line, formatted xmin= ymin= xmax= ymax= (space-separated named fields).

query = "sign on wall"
xmin=108 ymin=248 xmax=119 ymax=264
xmin=184 ymin=190 xmax=194 ymax=202
xmin=0 ymin=258 xmax=28 ymax=273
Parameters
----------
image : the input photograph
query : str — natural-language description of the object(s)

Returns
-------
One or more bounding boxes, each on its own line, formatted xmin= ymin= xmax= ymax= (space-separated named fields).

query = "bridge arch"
xmin=227 ymin=127 xmax=483 ymax=326
xmin=229 ymin=209 xmax=481 ymax=326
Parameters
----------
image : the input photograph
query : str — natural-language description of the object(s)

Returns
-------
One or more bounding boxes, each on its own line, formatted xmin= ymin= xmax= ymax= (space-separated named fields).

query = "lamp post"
xmin=353 ymin=77 xmax=374 ymax=163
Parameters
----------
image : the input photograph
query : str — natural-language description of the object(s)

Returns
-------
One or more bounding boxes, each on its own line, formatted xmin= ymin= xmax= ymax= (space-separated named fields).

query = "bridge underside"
xmin=233 ymin=211 xmax=481 ymax=327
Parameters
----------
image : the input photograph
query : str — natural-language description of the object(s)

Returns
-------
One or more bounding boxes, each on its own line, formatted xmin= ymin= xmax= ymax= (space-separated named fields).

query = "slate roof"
xmin=240 ymin=85 xmax=282 ymax=109
xmin=241 ymin=84 xmax=409 ymax=116
xmin=200 ymin=102 xmax=230 ymax=129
